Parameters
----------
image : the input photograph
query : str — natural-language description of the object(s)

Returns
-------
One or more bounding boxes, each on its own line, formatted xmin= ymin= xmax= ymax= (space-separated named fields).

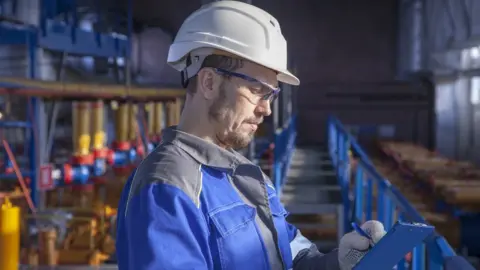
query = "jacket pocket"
xmin=209 ymin=202 xmax=269 ymax=270
xmin=209 ymin=202 xmax=256 ymax=237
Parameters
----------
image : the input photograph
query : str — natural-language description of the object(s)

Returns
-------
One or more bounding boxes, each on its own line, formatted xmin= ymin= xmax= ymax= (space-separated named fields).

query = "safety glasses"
xmin=214 ymin=68 xmax=280 ymax=103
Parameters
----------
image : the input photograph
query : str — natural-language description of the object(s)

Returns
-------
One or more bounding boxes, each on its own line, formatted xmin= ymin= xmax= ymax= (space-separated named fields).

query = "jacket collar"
xmin=161 ymin=126 xmax=250 ymax=171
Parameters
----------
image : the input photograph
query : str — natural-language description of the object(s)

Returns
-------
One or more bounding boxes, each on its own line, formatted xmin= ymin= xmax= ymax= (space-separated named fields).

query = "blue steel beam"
xmin=1 ymin=0 xmax=131 ymax=57
xmin=35 ymin=0 xmax=131 ymax=57
xmin=127 ymin=0 xmax=133 ymax=56
xmin=0 ymin=23 xmax=35 ymax=45
xmin=38 ymin=20 xmax=128 ymax=57
xmin=27 ymin=32 xmax=39 ymax=208
xmin=0 ymin=21 xmax=128 ymax=58
xmin=0 ymin=121 xmax=32 ymax=128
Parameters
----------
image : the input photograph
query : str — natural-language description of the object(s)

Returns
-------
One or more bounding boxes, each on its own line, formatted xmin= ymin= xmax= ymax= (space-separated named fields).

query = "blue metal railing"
xmin=328 ymin=115 xmax=457 ymax=269
xmin=273 ymin=115 xmax=297 ymax=193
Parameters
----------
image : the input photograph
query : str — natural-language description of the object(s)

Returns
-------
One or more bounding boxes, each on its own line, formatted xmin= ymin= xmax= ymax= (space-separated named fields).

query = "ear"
xmin=197 ymin=68 xmax=219 ymax=100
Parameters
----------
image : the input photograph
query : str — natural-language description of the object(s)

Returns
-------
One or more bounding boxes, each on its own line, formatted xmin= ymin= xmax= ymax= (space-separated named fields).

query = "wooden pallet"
xmin=370 ymin=157 xmax=461 ymax=248
xmin=379 ymin=141 xmax=480 ymax=209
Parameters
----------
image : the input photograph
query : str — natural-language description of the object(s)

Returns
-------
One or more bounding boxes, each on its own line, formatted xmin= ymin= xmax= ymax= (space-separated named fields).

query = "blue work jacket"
xmin=116 ymin=127 xmax=340 ymax=270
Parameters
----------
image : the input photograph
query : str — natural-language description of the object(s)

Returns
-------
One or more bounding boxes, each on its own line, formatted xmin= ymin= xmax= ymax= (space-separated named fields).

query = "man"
xmin=116 ymin=1 xmax=386 ymax=269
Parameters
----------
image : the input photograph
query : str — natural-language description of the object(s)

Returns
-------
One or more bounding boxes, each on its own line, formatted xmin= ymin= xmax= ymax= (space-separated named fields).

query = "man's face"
xmin=208 ymin=62 xmax=277 ymax=149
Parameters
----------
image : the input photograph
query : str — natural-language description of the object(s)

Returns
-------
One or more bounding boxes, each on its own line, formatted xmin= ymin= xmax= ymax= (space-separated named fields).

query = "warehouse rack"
xmin=0 ymin=0 xmax=138 ymax=207
xmin=328 ymin=115 xmax=460 ymax=269
xmin=0 ymin=0 xmax=190 ymax=267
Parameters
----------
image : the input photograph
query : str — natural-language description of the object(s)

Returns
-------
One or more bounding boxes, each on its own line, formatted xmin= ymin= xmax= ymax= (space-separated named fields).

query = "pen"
xmin=351 ymin=222 xmax=374 ymax=247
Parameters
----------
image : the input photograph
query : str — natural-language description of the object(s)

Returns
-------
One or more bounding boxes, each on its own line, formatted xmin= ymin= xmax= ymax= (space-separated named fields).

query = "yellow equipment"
xmin=0 ymin=197 xmax=21 ymax=270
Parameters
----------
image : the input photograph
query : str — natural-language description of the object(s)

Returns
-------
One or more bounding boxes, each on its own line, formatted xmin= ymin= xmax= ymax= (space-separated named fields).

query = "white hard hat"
xmin=167 ymin=1 xmax=300 ymax=86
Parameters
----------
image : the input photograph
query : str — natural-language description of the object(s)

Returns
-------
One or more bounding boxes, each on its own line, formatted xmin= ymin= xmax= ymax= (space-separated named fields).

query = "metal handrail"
xmin=328 ymin=115 xmax=458 ymax=269
xmin=272 ymin=115 xmax=297 ymax=192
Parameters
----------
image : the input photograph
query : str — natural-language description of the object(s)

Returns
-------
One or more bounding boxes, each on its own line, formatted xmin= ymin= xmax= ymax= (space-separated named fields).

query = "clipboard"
xmin=353 ymin=221 xmax=435 ymax=270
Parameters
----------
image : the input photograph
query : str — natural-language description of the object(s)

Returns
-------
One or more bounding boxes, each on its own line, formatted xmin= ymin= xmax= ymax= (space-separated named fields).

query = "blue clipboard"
xmin=353 ymin=221 xmax=435 ymax=270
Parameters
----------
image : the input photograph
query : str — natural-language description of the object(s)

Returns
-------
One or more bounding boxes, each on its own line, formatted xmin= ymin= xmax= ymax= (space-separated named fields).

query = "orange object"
xmin=3 ymin=140 xmax=36 ymax=213
xmin=405 ymin=252 xmax=412 ymax=262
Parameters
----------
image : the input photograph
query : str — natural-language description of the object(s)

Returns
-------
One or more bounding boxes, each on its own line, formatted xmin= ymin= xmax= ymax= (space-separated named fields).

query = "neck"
xmin=177 ymin=104 xmax=219 ymax=145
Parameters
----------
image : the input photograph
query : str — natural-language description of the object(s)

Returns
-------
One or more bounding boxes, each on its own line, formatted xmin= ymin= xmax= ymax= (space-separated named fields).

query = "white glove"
xmin=338 ymin=220 xmax=387 ymax=270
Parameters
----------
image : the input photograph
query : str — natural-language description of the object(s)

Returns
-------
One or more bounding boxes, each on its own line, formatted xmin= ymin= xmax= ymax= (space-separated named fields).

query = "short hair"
xmin=186 ymin=55 xmax=244 ymax=95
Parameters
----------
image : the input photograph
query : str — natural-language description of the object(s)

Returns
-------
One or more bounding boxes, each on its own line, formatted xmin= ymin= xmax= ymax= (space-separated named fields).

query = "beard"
xmin=208 ymin=83 xmax=255 ymax=150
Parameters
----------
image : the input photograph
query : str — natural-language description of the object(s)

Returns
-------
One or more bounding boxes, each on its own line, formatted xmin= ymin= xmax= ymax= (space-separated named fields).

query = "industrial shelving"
xmin=0 ymin=0 xmax=190 ymax=267
xmin=0 ymin=0 xmax=192 ymax=199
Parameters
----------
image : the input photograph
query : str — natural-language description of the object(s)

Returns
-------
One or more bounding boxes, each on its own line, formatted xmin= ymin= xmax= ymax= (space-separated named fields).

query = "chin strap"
xmin=181 ymin=54 xmax=208 ymax=88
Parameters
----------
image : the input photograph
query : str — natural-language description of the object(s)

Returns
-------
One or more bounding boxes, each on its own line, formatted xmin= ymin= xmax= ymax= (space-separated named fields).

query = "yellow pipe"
xmin=114 ymin=103 xmax=129 ymax=142
xmin=25 ymin=214 xmax=92 ymax=222
xmin=145 ymin=102 xmax=155 ymax=138
xmin=0 ymin=77 xmax=186 ymax=98
xmin=166 ymin=101 xmax=176 ymax=127
xmin=153 ymin=102 xmax=164 ymax=136
xmin=38 ymin=229 xmax=57 ymax=266
xmin=0 ymin=197 xmax=20 ymax=270
xmin=128 ymin=104 xmax=138 ymax=141
xmin=73 ymin=101 xmax=91 ymax=156
xmin=91 ymin=100 xmax=106 ymax=150
xmin=175 ymin=98 xmax=184 ymax=125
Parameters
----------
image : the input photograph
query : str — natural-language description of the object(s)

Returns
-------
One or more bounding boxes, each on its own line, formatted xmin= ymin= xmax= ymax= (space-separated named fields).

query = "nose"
xmin=256 ymin=99 xmax=272 ymax=116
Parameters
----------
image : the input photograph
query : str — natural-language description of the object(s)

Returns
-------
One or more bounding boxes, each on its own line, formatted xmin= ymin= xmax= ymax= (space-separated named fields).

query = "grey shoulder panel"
xmin=128 ymin=142 xmax=203 ymax=207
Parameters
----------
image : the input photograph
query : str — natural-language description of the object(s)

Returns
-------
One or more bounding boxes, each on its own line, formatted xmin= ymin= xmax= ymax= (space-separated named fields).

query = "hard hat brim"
xmin=168 ymin=42 xmax=301 ymax=86
xmin=277 ymin=69 xmax=300 ymax=86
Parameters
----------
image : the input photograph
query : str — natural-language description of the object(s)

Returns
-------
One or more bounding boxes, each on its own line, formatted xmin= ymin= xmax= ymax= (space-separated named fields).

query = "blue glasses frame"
xmin=214 ymin=68 xmax=281 ymax=103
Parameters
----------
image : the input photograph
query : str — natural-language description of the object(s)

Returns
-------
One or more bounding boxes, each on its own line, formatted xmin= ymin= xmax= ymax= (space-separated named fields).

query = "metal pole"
xmin=125 ymin=0 xmax=133 ymax=89
xmin=36 ymin=81 xmax=47 ymax=210
xmin=270 ymin=95 xmax=279 ymax=180
xmin=45 ymin=52 xmax=67 ymax=162
xmin=273 ymin=95 xmax=279 ymax=132
xmin=27 ymin=31 xmax=39 ymax=208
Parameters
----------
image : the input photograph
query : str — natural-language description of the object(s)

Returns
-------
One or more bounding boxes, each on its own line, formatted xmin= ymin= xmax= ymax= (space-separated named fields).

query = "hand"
xmin=338 ymin=220 xmax=386 ymax=270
